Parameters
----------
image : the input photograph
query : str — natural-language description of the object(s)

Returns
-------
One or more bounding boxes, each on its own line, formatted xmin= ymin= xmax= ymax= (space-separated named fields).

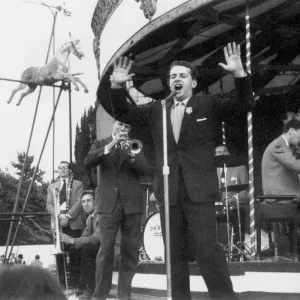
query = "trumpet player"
xmin=84 ymin=120 xmax=154 ymax=300
xmin=46 ymin=161 xmax=86 ymax=292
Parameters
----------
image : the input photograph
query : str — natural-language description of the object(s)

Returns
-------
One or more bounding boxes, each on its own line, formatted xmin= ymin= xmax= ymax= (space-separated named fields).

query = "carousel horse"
xmin=7 ymin=35 xmax=89 ymax=106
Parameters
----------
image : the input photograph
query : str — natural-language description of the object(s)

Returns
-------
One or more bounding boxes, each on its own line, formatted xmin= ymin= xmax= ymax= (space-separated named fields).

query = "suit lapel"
xmin=179 ymin=96 xmax=200 ymax=141
xmin=106 ymin=136 xmax=119 ymax=165
xmin=54 ymin=180 xmax=61 ymax=193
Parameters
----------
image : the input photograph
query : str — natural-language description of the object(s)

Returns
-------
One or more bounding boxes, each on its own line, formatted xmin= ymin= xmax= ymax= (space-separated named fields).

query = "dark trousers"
xmin=56 ymin=225 xmax=82 ymax=289
xmin=93 ymin=199 xmax=142 ymax=300
xmin=160 ymin=171 xmax=237 ymax=300
xmin=79 ymin=242 xmax=99 ymax=292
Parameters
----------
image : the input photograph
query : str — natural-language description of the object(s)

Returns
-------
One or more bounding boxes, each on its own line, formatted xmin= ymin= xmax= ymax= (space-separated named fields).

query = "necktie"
xmin=59 ymin=179 xmax=66 ymax=206
xmin=116 ymin=143 xmax=122 ymax=162
xmin=173 ymin=102 xmax=185 ymax=143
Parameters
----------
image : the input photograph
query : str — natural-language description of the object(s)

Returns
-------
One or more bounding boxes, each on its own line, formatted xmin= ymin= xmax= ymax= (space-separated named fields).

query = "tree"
xmin=74 ymin=105 xmax=97 ymax=189
xmin=10 ymin=152 xmax=45 ymax=185
xmin=0 ymin=153 xmax=52 ymax=246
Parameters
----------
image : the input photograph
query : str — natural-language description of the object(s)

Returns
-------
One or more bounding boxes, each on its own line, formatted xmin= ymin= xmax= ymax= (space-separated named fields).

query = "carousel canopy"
xmin=91 ymin=0 xmax=300 ymax=193
xmin=93 ymin=0 xmax=300 ymax=101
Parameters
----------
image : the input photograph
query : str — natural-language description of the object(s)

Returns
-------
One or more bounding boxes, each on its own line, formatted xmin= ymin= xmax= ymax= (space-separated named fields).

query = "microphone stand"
xmin=223 ymin=163 xmax=232 ymax=261
xmin=161 ymin=91 xmax=176 ymax=300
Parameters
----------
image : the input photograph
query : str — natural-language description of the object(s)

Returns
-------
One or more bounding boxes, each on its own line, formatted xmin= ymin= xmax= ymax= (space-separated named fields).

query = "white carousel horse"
xmin=7 ymin=35 xmax=89 ymax=106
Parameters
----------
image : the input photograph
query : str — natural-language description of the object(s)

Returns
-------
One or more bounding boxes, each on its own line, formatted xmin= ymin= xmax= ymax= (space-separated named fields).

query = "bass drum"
xmin=141 ymin=212 xmax=165 ymax=261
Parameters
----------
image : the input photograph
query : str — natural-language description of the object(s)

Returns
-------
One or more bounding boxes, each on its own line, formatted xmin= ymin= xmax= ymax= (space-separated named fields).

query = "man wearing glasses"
xmin=47 ymin=161 xmax=86 ymax=292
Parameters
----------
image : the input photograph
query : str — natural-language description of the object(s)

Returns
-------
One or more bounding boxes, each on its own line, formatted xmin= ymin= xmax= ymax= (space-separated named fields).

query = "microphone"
xmin=164 ymin=90 xmax=177 ymax=102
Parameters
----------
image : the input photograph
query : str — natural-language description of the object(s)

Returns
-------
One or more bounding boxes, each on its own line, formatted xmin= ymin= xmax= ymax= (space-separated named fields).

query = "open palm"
xmin=218 ymin=42 xmax=245 ymax=75
xmin=110 ymin=57 xmax=135 ymax=85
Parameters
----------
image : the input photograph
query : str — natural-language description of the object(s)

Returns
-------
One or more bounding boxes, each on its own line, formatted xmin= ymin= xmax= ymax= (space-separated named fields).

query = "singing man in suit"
xmin=100 ymin=42 xmax=253 ymax=300
xmin=62 ymin=190 xmax=100 ymax=300
xmin=215 ymin=144 xmax=249 ymax=245
xmin=84 ymin=120 xmax=154 ymax=300
xmin=46 ymin=161 xmax=86 ymax=290
xmin=262 ymin=119 xmax=300 ymax=196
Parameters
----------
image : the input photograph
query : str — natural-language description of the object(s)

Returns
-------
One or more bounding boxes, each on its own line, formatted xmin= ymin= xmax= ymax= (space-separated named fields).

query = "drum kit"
xmin=215 ymin=154 xmax=250 ymax=261
xmin=139 ymin=154 xmax=250 ymax=263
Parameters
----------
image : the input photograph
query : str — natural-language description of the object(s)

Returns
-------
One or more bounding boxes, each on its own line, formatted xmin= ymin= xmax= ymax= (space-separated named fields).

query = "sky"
xmin=0 ymin=0 xmax=99 ymax=182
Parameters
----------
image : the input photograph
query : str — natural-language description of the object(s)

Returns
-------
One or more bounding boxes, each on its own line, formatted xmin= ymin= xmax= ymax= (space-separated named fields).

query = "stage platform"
xmin=108 ymin=261 xmax=300 ymax=300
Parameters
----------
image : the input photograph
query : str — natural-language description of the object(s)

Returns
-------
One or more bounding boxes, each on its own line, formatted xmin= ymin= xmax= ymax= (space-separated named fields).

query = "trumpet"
xmin=122 ymin=139 xmax=143 ymax=155
xmin=52 ymin=187 xmax=64 ymax=255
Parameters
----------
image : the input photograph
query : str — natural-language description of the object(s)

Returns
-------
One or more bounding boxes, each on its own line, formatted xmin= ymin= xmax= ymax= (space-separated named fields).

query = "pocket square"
xmin=197 ymin=118 xmax=207 ymax=122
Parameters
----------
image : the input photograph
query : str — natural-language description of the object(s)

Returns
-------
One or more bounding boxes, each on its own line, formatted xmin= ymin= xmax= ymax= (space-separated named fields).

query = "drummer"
xmin=215 ymin=144 xmax=250 ymax=245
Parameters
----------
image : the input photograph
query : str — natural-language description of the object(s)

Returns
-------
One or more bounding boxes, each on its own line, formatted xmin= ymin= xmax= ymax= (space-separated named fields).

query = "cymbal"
xmin=220 ymin=184 xmax=249 ymax=193
xmin=214 ymin=155 xmax=245 ymax=168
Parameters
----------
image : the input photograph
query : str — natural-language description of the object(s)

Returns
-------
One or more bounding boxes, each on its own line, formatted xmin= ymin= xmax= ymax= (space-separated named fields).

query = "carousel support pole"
xmin=51 ymin=12 xmax=58 ymax=182
xmin=7 ymin=85 xmax=66 ymax=260
xmin=220 ymin=77 xmax=226 ymax=145
xmin=68 ymin=82 xmax=72 ymax=163
xmin=245 ymin=0 xmax=256 ymax=261
xmin=4 ymin=87 xmax=43 ymax=262
xmin=222 ymin=122 xmax=226 ymax=145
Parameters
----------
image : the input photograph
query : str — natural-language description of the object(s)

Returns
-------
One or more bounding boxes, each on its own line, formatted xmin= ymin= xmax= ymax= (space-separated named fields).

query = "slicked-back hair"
xmin=81 ymin=189 xmax=95 ymax=200
xmin=59 ymin=161 xmax=70 ymax=167
xmin=283 ymin=119 xmax=300 ymax=133
xmin=169 ymin=60 xmax=198 ymax=80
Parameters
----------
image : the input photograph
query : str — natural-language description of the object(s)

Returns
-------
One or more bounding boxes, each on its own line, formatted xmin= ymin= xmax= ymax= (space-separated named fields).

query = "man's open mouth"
xmin=174 ymin=83 xmax=183 ymax=91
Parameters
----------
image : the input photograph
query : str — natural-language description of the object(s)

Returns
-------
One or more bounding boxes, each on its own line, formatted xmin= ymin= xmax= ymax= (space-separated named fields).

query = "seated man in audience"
xmin=61 ymin=190 xmax=100 ymax=300
xmin=14 ymin=254 xmax=23 ymax=264
xmin=215 ymin=144 xmax=249 ymax=246
xmin=30 ymin=255 xmax=43 ymax=268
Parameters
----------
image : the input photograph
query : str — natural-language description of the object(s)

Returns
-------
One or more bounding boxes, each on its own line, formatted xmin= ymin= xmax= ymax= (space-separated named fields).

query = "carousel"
xmin=91 ymin=0 xmax=300 ymax=299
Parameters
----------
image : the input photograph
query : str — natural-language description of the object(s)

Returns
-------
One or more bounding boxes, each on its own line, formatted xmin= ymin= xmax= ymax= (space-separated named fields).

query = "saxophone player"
xmin=46 ymin=161 xmax=86 ymax=292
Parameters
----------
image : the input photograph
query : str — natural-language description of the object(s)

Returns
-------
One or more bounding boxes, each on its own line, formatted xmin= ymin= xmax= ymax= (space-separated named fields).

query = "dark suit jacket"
xmin=84 ymin=136 xmax=154 ymax=214
xmin=101 ymin=76 xmax=253 ymax=205
xmin=47 ymin=179 xmax=86 ymax=230
xmin=262 ymin=136 xmax=300 ymax=196
xmin=218 ymin=165 xmax=249 ymax=204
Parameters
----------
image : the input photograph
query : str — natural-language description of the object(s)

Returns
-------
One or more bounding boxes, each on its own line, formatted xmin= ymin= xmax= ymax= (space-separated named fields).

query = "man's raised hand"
xmin=110 ymin=57 xmax=135 ymax=88
xmin=218 ymin=42 xmax=246 ymax=78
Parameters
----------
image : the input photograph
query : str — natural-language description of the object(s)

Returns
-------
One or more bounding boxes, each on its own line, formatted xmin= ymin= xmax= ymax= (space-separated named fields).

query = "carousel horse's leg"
xmin=16 ymin=85 xmax=37 ymax=106
xmin=7 ymin=83 xmax=27 ymax=104
xmin=73 ymin=76 xmax=89 ymax=93
xmin=64 ymin=73 xmax=80 ymax=91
